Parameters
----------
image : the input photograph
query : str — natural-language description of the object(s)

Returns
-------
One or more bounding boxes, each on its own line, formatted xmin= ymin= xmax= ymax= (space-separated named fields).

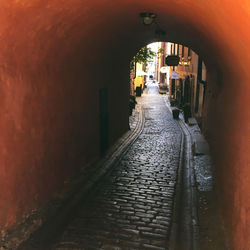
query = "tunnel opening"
xmin=129 ymin=42 xmax=208 ymax=128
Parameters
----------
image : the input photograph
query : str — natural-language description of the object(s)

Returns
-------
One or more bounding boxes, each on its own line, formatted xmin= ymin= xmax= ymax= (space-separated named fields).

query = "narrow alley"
xmin=1 ymin=2 xmax=250 ymax=249
xmin=18 ymin=86 xmax=183 ymax=249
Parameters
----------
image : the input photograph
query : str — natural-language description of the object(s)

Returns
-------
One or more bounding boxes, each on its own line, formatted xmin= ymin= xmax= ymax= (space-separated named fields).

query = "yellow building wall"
xmin=134 ymin=76 xmax=144 ymax=90
xmin=134 ymin=63 xmax=146 ymax=90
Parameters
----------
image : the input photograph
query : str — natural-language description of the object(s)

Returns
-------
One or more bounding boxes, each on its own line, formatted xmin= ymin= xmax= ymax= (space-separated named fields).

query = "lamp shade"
xmin=140 ymin=12 xmax=157 ymax=25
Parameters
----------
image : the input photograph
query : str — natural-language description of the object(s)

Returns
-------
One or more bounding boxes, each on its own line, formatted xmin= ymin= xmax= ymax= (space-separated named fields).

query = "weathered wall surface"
xmin=0 ymin=1 xmax=131 ymax=232
xmin=0 ymin=1 xmax=249 ymax=248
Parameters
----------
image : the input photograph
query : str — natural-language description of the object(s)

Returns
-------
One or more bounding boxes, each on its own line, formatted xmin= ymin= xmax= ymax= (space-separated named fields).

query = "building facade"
xmin=167 ymin=43 xmax=207 ymax=127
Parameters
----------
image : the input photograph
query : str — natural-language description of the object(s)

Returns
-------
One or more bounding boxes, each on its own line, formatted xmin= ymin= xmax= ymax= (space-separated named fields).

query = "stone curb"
xmin=177 ymin=120 xmax=200 ymax=250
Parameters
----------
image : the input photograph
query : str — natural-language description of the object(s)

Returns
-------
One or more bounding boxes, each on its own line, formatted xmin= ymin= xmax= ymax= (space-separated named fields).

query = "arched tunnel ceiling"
xmin=1 ymin=0 xmax=250 ymax=81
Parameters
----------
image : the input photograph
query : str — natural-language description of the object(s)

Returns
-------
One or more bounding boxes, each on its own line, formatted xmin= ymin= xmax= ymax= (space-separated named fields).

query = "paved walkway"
xmin=51 ymin=87 xmax=182 ymax=250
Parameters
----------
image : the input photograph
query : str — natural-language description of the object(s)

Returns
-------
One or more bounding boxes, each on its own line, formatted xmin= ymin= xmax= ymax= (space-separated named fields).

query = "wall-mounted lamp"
xmin=140 ymin=12 xmax=157 ymax=25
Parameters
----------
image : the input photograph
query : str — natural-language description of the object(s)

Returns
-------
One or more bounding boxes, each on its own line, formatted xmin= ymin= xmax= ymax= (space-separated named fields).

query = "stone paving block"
xmin=141 ymin=232 xmax=166 ymax=240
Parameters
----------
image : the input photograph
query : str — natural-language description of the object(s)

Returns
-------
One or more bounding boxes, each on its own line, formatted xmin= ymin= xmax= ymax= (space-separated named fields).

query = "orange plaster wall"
xmin=0 ymin=1 xmax=249 ymax=249
xmin=0 ymin=0 xmax=131 ymax=232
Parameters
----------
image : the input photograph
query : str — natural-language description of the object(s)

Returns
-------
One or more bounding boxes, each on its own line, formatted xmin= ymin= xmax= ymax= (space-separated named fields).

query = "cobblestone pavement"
xmin=52 ymin=87 xmax=182 ymax=250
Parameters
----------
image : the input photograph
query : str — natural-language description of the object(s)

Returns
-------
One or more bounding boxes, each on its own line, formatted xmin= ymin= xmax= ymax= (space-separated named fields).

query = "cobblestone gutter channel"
xmin=165 ymin=99 xmax=199 ymax=250
xmin=174 ymin=120 xmax=199 ymax=250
